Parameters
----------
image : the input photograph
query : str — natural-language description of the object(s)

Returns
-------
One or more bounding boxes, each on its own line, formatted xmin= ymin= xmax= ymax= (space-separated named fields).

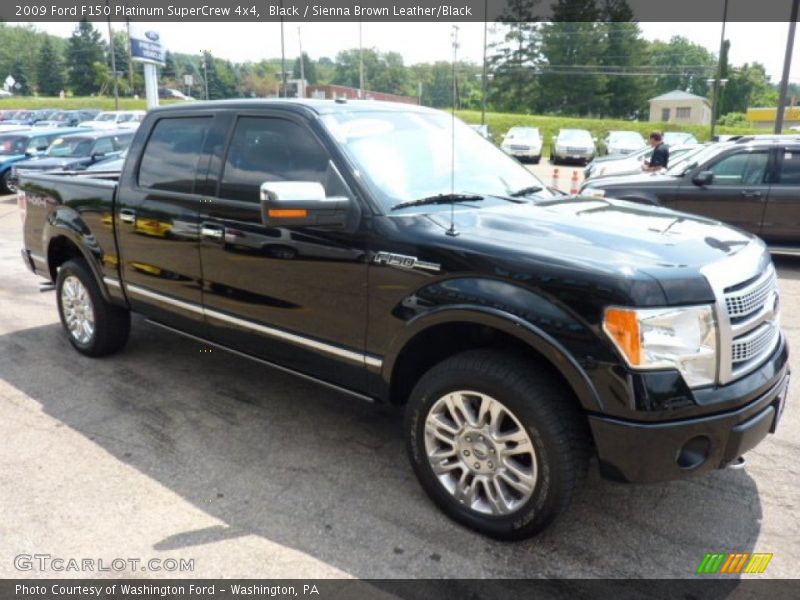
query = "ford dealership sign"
xmin=129 ymin=24 xmax=165 ymax=66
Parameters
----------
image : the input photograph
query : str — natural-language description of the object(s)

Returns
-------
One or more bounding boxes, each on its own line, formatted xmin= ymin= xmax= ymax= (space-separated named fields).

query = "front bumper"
xmin=590 ymin=337 xmax=790 ymax=483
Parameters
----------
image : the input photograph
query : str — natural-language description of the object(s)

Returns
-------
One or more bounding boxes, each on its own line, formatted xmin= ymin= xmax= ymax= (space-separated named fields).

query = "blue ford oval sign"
xmin=145 ymin=31 xmax=160 ymax=42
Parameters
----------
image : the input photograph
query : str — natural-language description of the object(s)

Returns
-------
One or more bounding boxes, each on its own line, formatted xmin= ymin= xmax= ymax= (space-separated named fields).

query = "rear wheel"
xmin=56 ymin=258 xmax=130 ymax=357
xmin=405 ymin=349 xmax=589 ymax=540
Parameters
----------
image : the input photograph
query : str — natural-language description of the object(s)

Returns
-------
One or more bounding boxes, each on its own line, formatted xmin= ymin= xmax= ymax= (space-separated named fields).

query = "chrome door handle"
xmin=741 ymin=190 xmax=762 ymax=198
xmin=119 ymin=208 xmax=135 ymax=224
xmin=200 ymin=225 xmax=224 ymax=240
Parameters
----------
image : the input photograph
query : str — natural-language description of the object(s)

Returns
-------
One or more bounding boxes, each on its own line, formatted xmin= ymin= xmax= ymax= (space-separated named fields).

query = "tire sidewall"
xmin=406 ymin=362 xmax=566 ymax=539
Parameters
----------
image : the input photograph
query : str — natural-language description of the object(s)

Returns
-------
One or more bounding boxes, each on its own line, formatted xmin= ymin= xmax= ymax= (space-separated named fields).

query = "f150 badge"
xmin=373 ymin=251 xmax=440 ymax=272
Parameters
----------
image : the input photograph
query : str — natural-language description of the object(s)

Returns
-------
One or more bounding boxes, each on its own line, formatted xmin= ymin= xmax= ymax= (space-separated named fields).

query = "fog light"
xmin=676 ymin=436 xmax=711 ymax=470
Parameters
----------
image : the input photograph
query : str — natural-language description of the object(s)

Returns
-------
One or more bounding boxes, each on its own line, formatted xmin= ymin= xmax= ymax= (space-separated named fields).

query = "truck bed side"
xmin=19 ymin=171 xmax=124 ymax=305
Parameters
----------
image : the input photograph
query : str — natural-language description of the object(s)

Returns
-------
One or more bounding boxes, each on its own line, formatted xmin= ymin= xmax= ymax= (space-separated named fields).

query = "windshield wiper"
xmin=390 ymin=193 xmax=484 ymax=211
xmin=508 ymin=185 xmax=545 ymax=198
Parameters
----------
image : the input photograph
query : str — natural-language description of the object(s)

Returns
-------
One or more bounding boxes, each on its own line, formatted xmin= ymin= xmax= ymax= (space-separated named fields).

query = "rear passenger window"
xmin=93 ymin=137 xmax=114 ymax=154
xmin=779 ymin=150 xmax=800 ymax=184
xmin=139 ymin=117 xmax=212 ymax=193
xmin=218 ymin=117 xmax=339 ymax=202
xmin=709 ymin=152 xmax=769 ymax=185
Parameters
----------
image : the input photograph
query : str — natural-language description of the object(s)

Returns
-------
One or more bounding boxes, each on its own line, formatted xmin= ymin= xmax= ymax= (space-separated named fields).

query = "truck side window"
xmin=709 ymin=152 xmax=769 ymax=185
xmin=778 ymin=150 xmax=800 ymax=185
xmin=93 ymin=137 xmax=114 ymax=155
xmin=218 ymin=117 xmax=337 ymax=202
xmin=138 ymin=117 xmax=212 ymax=194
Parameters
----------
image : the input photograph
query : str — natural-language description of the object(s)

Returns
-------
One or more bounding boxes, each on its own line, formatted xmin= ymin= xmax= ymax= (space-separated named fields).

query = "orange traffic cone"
xmin=569 ymin=170 xmax=580 ymax=195
xmin=551 ymin=168 xmax=560 ymax=190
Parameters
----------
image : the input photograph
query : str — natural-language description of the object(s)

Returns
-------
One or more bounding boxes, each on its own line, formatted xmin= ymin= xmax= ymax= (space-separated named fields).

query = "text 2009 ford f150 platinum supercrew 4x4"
xmin=18 ymin=100 xmax=790 ymax=540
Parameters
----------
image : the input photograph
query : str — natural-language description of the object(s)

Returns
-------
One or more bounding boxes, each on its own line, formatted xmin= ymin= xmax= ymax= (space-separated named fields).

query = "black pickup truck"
xmin=18 ymin=100 xmax=790 ymax=540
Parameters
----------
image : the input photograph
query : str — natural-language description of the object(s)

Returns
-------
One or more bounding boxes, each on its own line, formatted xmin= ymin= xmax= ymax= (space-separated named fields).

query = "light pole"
xmin=481 ymin=0 xmax=488 ymax=125
xmin=105 ymin=0 xmax=119 ymax=109
xmin=279 ymin=0 xmax=287 ymax=97
xmin=775 ymin=0 xmax=800 ymax=133
xmin=709 ymin=0 xmax=729 ymax=140
xmin=359 ymin=21 xmax=365 ymax=98
xmin=297 ymin=26 xmax=305 ymax=98
xmin=201 ymin=51 xmax=209 ymax=100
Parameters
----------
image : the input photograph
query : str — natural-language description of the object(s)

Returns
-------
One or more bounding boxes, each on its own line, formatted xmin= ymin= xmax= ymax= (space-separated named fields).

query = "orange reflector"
xmin=604 ymin=308 xmax=641 ymax=365
xmin=268 ymin=209 xmax=308 ymax=218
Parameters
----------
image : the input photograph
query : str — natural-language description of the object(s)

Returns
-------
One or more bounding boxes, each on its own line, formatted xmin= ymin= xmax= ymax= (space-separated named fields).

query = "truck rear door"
xmin=115 ymin=112 xmax=217 ymax=338
xmin=759 ymin=145 xmax=800 ymax=246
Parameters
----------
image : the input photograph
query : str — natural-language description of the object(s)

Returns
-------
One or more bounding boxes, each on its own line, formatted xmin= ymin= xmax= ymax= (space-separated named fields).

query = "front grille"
xmin=731 ymin=323 xmax=779 ymax=364
xmin=510 ymin=145 xmax=531 ymax=151
xmin=724 ymin=269 xmax=777 ymax=319
xmin=567 ymin=147 xmax=587 ymax=154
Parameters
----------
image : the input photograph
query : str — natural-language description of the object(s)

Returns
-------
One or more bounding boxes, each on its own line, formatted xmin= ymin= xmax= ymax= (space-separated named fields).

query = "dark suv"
xmin=581 ymin=136 xmax=800 ymax=251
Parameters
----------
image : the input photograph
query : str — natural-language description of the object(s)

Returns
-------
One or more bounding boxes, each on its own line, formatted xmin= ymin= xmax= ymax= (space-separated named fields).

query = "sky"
xmin=26 ymin=21 xmax=800 ymax=84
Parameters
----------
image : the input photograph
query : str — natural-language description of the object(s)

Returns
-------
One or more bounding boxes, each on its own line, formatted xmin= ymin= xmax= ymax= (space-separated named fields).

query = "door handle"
xmin=119 ymin=208 xmax=135 ymax=224
xmin=200 ymin=224 xmax=224 ymax=240
xmin=740 ymin=190 xmax=762 ymax=198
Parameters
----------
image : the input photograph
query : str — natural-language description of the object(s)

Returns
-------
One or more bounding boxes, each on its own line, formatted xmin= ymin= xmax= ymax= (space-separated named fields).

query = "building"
xmin=306 ymin=83 xmax=418 ymax=105
xmin=746 ymin=107 xmax=800 ymax=130
xmin=648 ymin=90 xmax=712 ymax=126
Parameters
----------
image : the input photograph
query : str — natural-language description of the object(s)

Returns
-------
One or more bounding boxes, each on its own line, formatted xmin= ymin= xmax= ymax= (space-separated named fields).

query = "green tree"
xmin=599 ymin=1 xmax=648 ymax=118
xmin=332 ymin=48 xmax=409 ymax=95
xmin=718 ymin=63 xmax=777 ymax=116
xmin=9 ymin=59 xmax=31 ymax=95
xmin=487 ymin=13 xmax=542 ymax=113
xmin=36 ymin=37 xmax=65 ymax=96
xmin=292 ymin=52 xmax=317 ymax=84
xmin=538 ymin=0 xmax=607 ymax=116
xmin=646 ymin=36 xmax=716 ymax=100
xmin=66 ymin=19 xmax=105 ymax=95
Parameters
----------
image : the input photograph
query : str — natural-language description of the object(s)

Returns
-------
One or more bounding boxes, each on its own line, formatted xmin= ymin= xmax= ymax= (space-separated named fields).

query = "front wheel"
xmin=56 ymin=258 xmax=131 ymax=357
xmin=1 ymin=170 xmax=14 ymax=194
xmin=405 ymin=349 xmax=589 ymax=540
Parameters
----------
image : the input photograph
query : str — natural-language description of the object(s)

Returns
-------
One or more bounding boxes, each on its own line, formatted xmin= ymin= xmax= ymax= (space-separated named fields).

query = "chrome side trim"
xmin=125 ymin=283 xmax=383 ymax=368
xmin=145 ymin=319 xmax=376 ymax=404
xmin=29 ymin=253 xmax=46 ymax=265
xmin=103 ymin=277 xmax=121 ymax=289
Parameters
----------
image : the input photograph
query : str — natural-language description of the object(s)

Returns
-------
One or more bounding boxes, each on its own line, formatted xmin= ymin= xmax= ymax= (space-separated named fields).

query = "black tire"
xmin=56 ymin=258 xmax=130 ymax=357
xmin=1 ymin=170 xmax=13 ymax=195
xmin=532 ymin=155 xmax=541 ymax=164
xmin=405 ymin=349 xmax=589 ymax=540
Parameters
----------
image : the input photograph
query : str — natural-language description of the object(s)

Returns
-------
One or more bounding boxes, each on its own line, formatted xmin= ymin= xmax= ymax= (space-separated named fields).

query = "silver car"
xmin=500 ymin=126 xmax=543 ymax=163
xmin=551 ymin=128 xmax=596 ymax=165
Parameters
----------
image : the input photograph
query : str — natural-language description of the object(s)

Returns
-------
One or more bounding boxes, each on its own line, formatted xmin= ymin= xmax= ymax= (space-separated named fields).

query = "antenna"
xmin=447 ymin=25 xmax=460 ymax=237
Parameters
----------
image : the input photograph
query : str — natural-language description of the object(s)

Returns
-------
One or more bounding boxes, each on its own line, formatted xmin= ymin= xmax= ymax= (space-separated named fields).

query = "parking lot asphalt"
xmin=0 ymin=192 xmax=798 ymax=580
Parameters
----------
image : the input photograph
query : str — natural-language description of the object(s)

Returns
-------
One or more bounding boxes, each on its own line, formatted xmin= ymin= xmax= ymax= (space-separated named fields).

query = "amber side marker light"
xmin=268 ymin=209 xmax=308 ymax=218
xmin=603 ymin=307 xmax=641 ymax=366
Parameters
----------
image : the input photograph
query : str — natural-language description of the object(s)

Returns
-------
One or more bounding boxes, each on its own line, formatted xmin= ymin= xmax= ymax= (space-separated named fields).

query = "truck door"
xmin=675 ymin=148 xmax=770 ymax=235
xmin=197 ymin=112 xmax=369 ymax=390
xmin=115 ymin=113 xmax=216 ymax=338
xmin=759 ymin=145 xmax=800 ymax=246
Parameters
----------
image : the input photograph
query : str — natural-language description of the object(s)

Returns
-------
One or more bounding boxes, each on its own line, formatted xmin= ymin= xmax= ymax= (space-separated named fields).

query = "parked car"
xmin=584 ymin=143 xmax=703 ymax=180
xmin=0 ymin=127 xmax=88 ymax=192
xmin=500 ymin=126 xmax=543 ymax=163
xmin=117 ymin=112 xmax=145 ymax=130
xmin=79 ymin=110 xmax=146 ymax=130
xmin=469 ymin=124 xmax=496 ymax=144
xmin=17 ymin=100 xmax=789 ymax=540
xmin=86 ymin=148 xmax=127 ymax=172
xmin=663 ymin=131 xmax=699 ymax=146
xmin=551 ymin=128 xmax=596 ymax=165
xmin=581 ymin=135 xmax=800 ymax=251
xmin=0 ymin=89 xmax=12 ymax=98
xmin=159 ymin=87 xmax=195 ymax=101
xmin=34 ymin=109 xmax=101 ymax=128
xmin=2 ymin=109 xmax=54 ymax=126
xmin=601 ymin=130 xmax=646 ymax=156
xmin=11 ymin=130 xmax=134 ymax=179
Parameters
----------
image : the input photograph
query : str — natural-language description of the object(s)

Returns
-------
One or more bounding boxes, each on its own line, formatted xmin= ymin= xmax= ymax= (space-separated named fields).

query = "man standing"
xmin=642 ymin=131 xmax=669 ymax=172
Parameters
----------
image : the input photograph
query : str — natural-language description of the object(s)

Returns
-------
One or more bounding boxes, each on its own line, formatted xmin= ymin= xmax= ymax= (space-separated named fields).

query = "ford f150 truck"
xmin=18 ymin=100 xmax=790 ymax=540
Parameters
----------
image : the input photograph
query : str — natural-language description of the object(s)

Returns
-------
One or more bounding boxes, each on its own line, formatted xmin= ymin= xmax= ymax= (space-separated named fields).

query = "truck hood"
xmin=13 ymin=157 xmax=88 ymax=171
xmin=583 ymin=172 xmax=679 ymax=189
xmin=419 ymin=197 xmax=756 ymax=304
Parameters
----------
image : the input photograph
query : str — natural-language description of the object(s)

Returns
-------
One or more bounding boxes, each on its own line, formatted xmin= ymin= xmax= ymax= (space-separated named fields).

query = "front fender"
xmin=382 ymin=277 xmax=605 ymax=412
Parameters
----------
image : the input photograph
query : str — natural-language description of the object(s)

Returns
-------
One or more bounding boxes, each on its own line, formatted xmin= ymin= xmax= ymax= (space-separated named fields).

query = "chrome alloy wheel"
xmin=61 ymin=275 xmax=95 ymax=345
xmin=424 ymin=391 xmax=537 ymax=516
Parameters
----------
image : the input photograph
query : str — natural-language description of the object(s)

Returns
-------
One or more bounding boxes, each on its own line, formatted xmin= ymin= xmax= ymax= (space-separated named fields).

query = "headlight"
xmin=555 ymin=144 xmax=566 ymax=153
xmin=584 ymin=187 xmax=605 ymax=197
xmin=603 ymin=305 xmax=717 ymax=388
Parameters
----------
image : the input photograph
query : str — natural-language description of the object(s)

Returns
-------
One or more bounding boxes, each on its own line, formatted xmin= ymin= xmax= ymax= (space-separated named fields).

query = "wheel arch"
xmin=383 ymin=306 xmax=603 ymax=413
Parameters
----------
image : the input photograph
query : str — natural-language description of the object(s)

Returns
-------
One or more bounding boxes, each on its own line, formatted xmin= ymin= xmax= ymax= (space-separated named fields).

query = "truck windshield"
xmin=321 ymin=111 xmax=553 ymax=211
xmin=47 ymin=137 xmax=94 ymax=157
